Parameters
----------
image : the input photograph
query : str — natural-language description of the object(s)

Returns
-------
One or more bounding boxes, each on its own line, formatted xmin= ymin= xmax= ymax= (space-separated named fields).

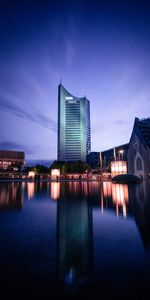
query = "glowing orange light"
xmin=111 ymin=161 xmax=127 ymax=177
xmin=51 ymin=182 xmax=60 ymax=200
xmin=112 ymin=184 xmax=128 ymax=204
xmin=27 ymin=182 xmax=35 ymax=199
xmin=112 ymin=184 xmax=128 ymax=217
xmin=28 ymin=171 xmax=35 ymax=178
xmin=103 ymin=181 xmax=112 ymax=197
xmin=51 ymin=169 xmax=60 ymax=179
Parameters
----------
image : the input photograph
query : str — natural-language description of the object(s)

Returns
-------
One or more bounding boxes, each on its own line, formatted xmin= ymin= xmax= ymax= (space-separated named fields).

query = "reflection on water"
xmin=103 ymin=181 xmax=112 ymax=198
xmin=27 ymin=182 xmax=35 ymax=199
xmin=129 ymin=181 xmax=150 ymax=249
xmin=51 ymin=182 xmax=60 ymax=200
xmin=112 ymin=183 xmax=128 ymax=217
xmin=0 ymin=182 xmax=23 ymax=210
xmin=0 ymin=181 xmax=150 ymax=246
xmin=102 ymin=181 xmax=129 ymax=217
xmin=57 ymin=183 xmax=93 ymax=291
xmin=0 ymin=180 xmax=150 ymax=298
xmin=112 ymin=183 xmax=128 ymax=205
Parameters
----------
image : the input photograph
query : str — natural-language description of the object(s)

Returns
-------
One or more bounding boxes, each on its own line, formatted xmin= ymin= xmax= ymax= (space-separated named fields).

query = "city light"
xmin=118 ymin=149 xmax=124 ymax=160
xmin=112 ymin=184 xmax=129 ymax=217
xmin=27 ymin=182 xmax=35 ymax=199
xmin=28 ymin=171 xmax=35 ymax=179
xmin=51 ymin=169 xmax=60 ymax=180
xmin=111 ymin=161 xmax=127 ymax=177
xmin=51 ymin=182 xmax=60 ymax=200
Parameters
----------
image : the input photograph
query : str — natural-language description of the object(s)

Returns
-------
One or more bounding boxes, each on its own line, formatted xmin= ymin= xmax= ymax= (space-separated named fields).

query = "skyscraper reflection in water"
xmin=0 ymin=181 xmax=150 ymax=298
xmin=56 ymin=182 xmax=93 ymax=293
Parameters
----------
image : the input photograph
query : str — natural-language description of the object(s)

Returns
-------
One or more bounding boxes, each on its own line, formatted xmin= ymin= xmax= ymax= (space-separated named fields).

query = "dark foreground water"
xmin=0 ymin=181 xmax=150 ymax=299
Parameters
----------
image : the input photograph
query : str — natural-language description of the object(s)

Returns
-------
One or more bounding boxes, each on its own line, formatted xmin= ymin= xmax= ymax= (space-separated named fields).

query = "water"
xmin=0 ymin=181 xmax=150 ymax=299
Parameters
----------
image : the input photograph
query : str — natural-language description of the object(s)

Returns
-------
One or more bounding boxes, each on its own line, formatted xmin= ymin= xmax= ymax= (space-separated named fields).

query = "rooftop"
xmin=135 ymin=118 xmax=150 ymax=146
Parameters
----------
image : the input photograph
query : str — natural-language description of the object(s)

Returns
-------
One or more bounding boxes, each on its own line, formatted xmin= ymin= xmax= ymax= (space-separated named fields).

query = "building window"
xmin=136 ymin=157 xmax=142 ymax=170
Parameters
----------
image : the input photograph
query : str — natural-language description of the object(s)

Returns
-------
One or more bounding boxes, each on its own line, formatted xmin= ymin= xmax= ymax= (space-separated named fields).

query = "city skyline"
xmin=0 ymin=0 xmax=150 ymax=159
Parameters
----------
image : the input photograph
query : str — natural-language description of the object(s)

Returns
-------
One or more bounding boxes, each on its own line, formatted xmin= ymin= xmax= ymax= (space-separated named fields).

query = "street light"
xmin=118 ymin=150 xmax=124 ymax=161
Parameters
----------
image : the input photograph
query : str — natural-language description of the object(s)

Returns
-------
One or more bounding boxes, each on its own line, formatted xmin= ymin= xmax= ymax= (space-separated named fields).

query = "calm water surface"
xmin=0 ymin=181 xmax=150 ymax=299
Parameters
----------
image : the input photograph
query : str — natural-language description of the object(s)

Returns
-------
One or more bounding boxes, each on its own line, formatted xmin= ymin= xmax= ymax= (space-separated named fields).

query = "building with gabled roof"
xmin=127 ymin=117 xmax=150 ymax=179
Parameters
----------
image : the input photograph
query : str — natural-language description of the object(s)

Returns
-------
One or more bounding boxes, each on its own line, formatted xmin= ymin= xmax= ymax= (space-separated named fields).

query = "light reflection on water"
xmin=0 ymin=180 xmax=150 ymax=298
xmin=0 ymin=182 xmax=23 ymax=209
xmin=51 ymin=182 xmax=60 ymax=200
xmin=27 ymin=182 xmax=35 ymax=199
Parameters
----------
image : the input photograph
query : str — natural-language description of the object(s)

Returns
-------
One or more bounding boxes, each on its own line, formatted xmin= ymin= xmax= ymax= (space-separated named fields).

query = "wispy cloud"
xmin=64 ymin=36 xmax=75 ymax=68
xmin=114 ymin=120 xmax=127 ymax=125
xmin=0 ymin=87 xmax=57 ymax=131
xmin=0 ymin=141 xmax=37 ymax=154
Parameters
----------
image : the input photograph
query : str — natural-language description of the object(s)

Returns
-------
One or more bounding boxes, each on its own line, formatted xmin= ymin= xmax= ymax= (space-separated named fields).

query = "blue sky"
xmin=0 ymin=0 xmax=150 ymax=159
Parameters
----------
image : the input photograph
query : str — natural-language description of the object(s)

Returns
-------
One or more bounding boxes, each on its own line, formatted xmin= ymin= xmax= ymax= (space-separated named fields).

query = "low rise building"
xmin=0 ymin=150 xmax=25 ymax=172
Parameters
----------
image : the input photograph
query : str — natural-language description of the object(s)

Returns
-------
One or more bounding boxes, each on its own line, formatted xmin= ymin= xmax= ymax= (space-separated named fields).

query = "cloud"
xmin=64 ymin=37 xmax=75 ymax=68
xmin=114 ymin=120 xmax=127 ymax=125
xmin=0 ymin=141 xmax=37 ymax=155
xmin=0 ymin=90 xmax=57 ymax=131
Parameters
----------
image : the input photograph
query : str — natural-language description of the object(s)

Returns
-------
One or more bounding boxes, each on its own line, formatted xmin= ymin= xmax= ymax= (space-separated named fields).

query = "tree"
xmin=62 ymin=163 xmax=71 ymax=174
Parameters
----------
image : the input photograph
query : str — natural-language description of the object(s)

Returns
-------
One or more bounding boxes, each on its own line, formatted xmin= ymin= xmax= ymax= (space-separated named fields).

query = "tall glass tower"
xmin=57 ymin=84 xmax=91 ymax=161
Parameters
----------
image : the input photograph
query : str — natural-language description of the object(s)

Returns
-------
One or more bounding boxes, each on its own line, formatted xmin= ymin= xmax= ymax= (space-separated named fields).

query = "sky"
xmin=0 ymin=0 xmax=150 ymax=160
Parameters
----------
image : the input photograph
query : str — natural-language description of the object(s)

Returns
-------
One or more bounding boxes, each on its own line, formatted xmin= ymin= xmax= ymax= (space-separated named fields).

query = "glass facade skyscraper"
xmin=57 ymin=84 xmax=91 ymax=161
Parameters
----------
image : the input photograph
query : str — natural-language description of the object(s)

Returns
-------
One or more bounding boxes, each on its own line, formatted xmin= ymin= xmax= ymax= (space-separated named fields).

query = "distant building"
xmin=57 ymin=83 xmax=91 ymax=162
xmin=0 ymin=150 xmax=25 ymax=172
xmin=86 ymin=152 xmax=100 ymax=168
xmin=127 ymin=117 xmax=150 ymax=179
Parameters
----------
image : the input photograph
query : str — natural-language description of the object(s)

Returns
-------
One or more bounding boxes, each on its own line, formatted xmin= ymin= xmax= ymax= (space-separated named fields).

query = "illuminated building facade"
xmin=0 ymin=150 xmax=25 ymax=171
xmin=57 ymin=84 xmax=91 ymax=162
xmin=51 ymin=169 xmax=60 ymax=180
xmin=111 ymin=160 xmax=127 ymax=177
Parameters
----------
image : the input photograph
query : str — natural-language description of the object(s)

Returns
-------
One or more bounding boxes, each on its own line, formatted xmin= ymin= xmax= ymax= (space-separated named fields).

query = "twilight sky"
xmin=0 ymin=0 xmax=150 ymax=160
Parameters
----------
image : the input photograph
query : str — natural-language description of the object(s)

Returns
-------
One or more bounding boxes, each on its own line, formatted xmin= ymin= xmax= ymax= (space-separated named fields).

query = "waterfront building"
xmin=100 ymin=144 xmax=129 ymax=172
xmin=0 ymin=150 xmax=25 ymax=172
xmin=57 ymin=84 xmax=91 ymax=162
xmin=111 ymin=160 xmax=127 ymax=177
xmin=95 ymin=117 xmax=150 ymax=179
xmin=127 ymin=117 xmax=150 ymax=179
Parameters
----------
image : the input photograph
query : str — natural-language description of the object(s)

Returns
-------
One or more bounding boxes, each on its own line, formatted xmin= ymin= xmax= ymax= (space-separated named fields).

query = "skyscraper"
xmin=57 ymin=84 xmax=91 ymax=162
